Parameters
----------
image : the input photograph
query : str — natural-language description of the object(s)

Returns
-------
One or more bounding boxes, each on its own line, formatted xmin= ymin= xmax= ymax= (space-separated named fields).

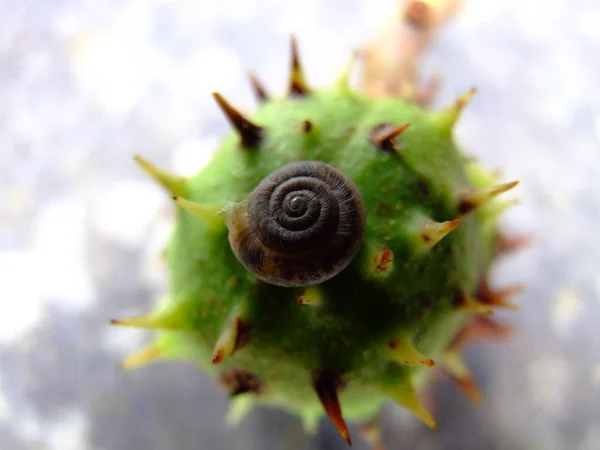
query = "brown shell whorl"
xmin=225 ymin=161 xmax=366 ymax=287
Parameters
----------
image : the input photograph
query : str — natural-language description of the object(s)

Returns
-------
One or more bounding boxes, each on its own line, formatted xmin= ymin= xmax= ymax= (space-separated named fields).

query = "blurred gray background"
xmin=1 ymin=0 xmax=599 ymax=449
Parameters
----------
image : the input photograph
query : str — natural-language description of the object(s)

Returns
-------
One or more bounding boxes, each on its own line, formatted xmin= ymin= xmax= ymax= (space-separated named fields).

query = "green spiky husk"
xmin=124 ymin=82 xmax=510 ymax=434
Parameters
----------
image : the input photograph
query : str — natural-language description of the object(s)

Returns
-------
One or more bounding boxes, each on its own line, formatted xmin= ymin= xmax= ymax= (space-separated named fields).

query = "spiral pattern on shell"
xmin=225 ymin=161 xmax=366 ymax=287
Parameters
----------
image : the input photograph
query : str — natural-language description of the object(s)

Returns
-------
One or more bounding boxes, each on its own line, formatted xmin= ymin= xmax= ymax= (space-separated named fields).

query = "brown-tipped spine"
xmin=386 ymin=335 xmax=435 ymax=367
xmin=455 ymin=292 xmax=494 ymax=315
xmin=211 ymin=316 xmax=251 ymax=365
xmin=442 ymin=350 xmax=483 ymax=403
xmin=369 ymin=122 xmax=411 ymax=153
xmin=479 ymin=278 xmax=523 ymax=310
xmin=313 ymin=371 xmax=352 ymax=446
xmin=419 ymin=219 xmax=461 ymax=249
xmin=458 ymin=181 xmax=519 ymax=215
xmin=450 ymin=315 xmax=516 ymax=350
xmin=289 ymin=36 xmax=310 ymax=96
xmin=297 ymin=287 xmax=322 ymax=306
xmin=212 ymin=92 xmax=264 ymax=148
xmin=247 ymin=71 xmax=270 ymax=103
xmin=495 ymin=231 xmax=532 ymax=255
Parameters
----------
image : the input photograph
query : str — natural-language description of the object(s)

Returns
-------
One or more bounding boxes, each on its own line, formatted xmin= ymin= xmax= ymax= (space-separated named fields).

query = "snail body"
xmin=114 ymin=37 xmax=520 ymax=448
xmin=223 ymin=161 xmax=366 ymax=287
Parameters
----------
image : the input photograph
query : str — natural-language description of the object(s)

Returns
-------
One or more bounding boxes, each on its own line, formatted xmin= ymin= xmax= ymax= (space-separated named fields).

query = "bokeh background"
xmin=1 ymin=0 xmax=599 ymax=449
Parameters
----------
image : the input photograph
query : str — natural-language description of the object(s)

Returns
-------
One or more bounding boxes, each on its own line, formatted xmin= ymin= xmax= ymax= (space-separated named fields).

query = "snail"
xmin=222 ymin=161 xmax=367 ymax=287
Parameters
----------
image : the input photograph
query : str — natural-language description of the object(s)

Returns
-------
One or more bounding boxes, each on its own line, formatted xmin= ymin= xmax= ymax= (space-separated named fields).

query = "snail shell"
xmin=224 ymin=161 xmax=366 ymax=287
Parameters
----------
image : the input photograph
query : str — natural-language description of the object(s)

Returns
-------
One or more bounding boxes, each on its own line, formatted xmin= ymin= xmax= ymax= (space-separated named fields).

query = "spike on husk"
xmin=458 ymin=181 xmax=519 ymax=215
xmin=225 ymin=395 xmax=254 ymax=427
xmin=172 ymin=196 xmax=225 ymax=230
xmin=418 ymin=219 xmax=461 ymax=251
xmin=212 ymin=92 xmax=264 ymax=148
xmin=110 ymin=315 xmax=163 ymax=329
xmin=247 ymin=71 xmax=270 ymax=103
xmin=212 ymin=310 xmax=250 ymax=365
xmin=442 ymin=349 xmax=483 ymax=403
xmin=386 ymin=334 xmax=435 ymax=367
xmin=432 ymin=87 xmax=477 ymax=133
xmin=297 ymin=286 xmax=323 ymax=306
xmin=451 ymin=316 xmax=517 ymax=350
xmin=406 ymin=213 xmax=461 ymax=253
xmin=120 ymin=344 xmax=163 ymax=370
xmin=110 ymin=301 xmax=185 ymax=331
xmin=369 ymin=122 xmax=411 ymax=153
xmin=335 ymin=50 xmax=358 ymax=93
xmin=289 ymin=36 xmax=310 ymax=96
xmin=479 ymin=279 xmax=523 ymax=310
xmin=496 ymin=231 xmax=532 ymax=255
xmin=313 ymin=371 xmax=352 ymax=445
xmin=383 ymin=378 xmax=437 ymax=430
xmin=456 ymin=292 xmax=494 ymax=315
xmin=133 ymin=154 xmax=187 ymax=197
